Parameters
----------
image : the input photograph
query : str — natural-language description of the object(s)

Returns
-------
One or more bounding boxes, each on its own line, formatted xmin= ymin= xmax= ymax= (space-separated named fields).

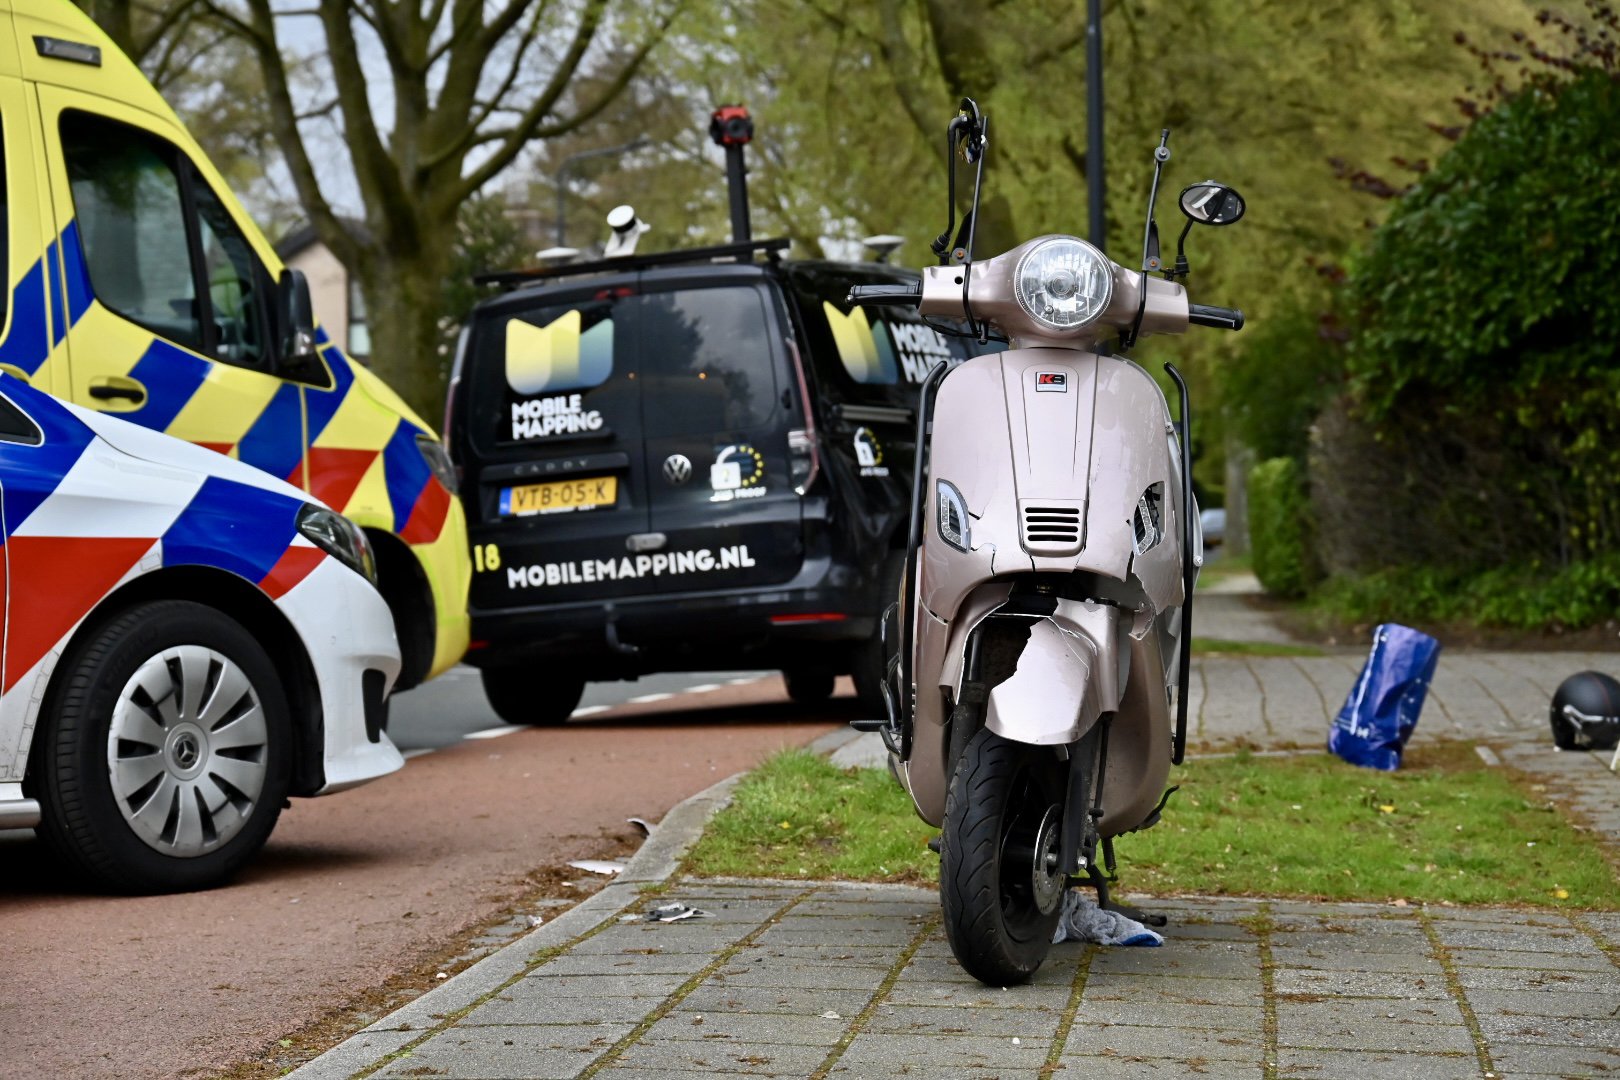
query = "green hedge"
xmin=1248 ymin=457 xmax=1317 ymax=598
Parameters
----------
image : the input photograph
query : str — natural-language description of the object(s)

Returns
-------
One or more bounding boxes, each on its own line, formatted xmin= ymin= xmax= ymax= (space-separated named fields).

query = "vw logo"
xmin=662 ymin=454 xmax=693 ymax=485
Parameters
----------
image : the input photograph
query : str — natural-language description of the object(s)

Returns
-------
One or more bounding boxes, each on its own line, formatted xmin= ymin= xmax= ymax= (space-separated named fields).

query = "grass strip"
xmin=807 ymin=914 xmax=940 ymax=1080
xmin=1192 ymin=638 xmax=1326 ymax=657
xmin=1253 ymin=904 xmax=1279 ymax=1080
xmin=684 ymin=744 xmax=1620 ymax=910
xmin=1418 ymin=909 xmax=1497 ymax=1079
xmin=1039 ymin=943 xmax=1096 ymax=1078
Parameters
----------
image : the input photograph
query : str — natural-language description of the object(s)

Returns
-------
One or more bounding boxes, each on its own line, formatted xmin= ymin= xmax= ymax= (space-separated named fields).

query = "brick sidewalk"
xmin=303 ymin=882 xmax=1620 ymax=1080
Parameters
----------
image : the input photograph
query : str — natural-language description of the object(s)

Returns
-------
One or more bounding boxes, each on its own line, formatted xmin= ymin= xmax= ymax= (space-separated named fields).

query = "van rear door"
xmin=634 ymin=283 xmax=803 ymax=594
xmin=462 ymin=288 xmax=652 ymax=609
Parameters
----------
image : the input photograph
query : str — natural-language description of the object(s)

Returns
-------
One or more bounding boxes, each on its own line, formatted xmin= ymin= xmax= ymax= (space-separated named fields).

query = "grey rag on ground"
xmin=1052 ymin=889 xmax=1163 ymax=946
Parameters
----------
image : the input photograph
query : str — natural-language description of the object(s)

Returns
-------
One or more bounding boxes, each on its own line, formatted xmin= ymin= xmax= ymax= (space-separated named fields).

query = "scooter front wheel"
xmin=940 ymin=727 xmax=1065 ymax=985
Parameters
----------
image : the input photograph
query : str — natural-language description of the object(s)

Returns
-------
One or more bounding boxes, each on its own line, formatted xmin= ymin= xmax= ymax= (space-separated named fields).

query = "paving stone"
xmin=460 ymin=990 xmax=669 ymax=1027
xmin=1488 ymin=1041 xmax=1620 ymax=1075
xmin=371 ymin=1022 xmax=633 ymax=1079
xmin=1453 ymin=966 xmax=1620 ymax=995
xmin=611 ymin=1036 xmax=830 ymax=1075
xmin=675 ymin=983 xmax=874 ymax=1018
xmin=1075 ymin=999 xmax=1265 ymax=1031
xmin=753 ymin=924 xmax=920 ymax=948
xmin=706 ymin=961 xmax=891 ymax=992
xmin=1159 ymin=919 xmax=1260 ymax=943
xmin=639 ymin=1010 xmax=847 ymax=1047
xmin=884 ymin=978 xmax=1071 ymax=1008
xmin=1276 ymin=995 xmax=1465 ymax=1033
xmin=1057 ymin=1053 xmax=1263 ymax=1078
xmin=889 ymin=953 xmax=992 ymax=985
xmin=866 ymin=1002 xmax=1063 ymax=1039
xmin=517 ymin=972 xmax=691 ymax=997
xmin=1274 ymin=1046 xmax=1478 ymax=1079
xmin=1269 ymin=928 xmax=1430 ymax=954
xmin=1272 ymin=967 xmax=1450 ymax=1000
xmin=1466 ymin=987 xmax=1620 ymax=1020
xmin=1474 ymin=1010 xmax=1620 ymax=1046
xmin=742 ymin=944 xmax=898 ymax=967
xmin=568 ymin=927 xmax=751 ymax=955
xmin=1065 ymin=1021 xmax=1263 ymax=1061
xmin=531 ymin=950 xmax=711 ymax=978
xmin=1268 ymin=945 xmax=1444 ymax=974
xmin=1430 ymin=924 xmax=1591 ymax=954
xmin=1449 ymin=948 xmax=1616 ymax=971
xmin=827 ymin=1031 xmax=1049 ymax=1072
xmin=1088 ymin=949 xmax=1266 ymax=981
xmin=1082 ymin=974 xmax=1263 ymax=1007
xmin=791 ymin=899 xmax=937 ymax=918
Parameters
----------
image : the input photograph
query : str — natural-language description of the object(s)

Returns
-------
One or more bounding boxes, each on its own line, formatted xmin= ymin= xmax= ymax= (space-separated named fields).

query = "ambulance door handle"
xmin=89 ymin=377 xmax=147 ymax=406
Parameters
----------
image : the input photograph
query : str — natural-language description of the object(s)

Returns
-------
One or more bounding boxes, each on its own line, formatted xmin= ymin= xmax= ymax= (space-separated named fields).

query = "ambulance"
xmin=0 ymin=0 xmax=469 ymax=689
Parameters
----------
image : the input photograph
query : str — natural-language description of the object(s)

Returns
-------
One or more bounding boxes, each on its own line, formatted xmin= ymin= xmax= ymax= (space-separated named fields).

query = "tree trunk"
xmin=359 ymin=251 xmax=453 ymax=431
xmin=1223 ymin=432 xmax=1252 ymax=558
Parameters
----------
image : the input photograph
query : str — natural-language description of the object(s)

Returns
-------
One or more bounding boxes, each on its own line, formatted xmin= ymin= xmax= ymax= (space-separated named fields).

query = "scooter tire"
xmin=940 ymin=727 xmax=1063 ymax=985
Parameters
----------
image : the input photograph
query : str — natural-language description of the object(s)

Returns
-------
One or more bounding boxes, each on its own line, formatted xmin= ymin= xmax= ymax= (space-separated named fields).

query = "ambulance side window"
xmin=60 ymin=111 xmax=272 ymax=372
xmin=61 ymin=112 xmax=201 ymax=351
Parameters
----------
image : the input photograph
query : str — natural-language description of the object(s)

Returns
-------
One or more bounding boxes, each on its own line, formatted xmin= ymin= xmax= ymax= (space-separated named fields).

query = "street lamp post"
xmin=553 ymin=138 xmax=649 ymax=247
xmin=1086 ymin=0 xmax=1105 ymax=253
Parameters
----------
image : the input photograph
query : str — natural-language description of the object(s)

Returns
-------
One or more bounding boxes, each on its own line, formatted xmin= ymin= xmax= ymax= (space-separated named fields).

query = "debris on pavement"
xmin=1052 ymin=890 xmax=1163 ymax=946
xmin=619 ymin=902 xmax=714 ymax=924
xmin=627 ymin=816 xmax=654 ymax=837
xmin=567 ymin=859 xmax=626 ymax=876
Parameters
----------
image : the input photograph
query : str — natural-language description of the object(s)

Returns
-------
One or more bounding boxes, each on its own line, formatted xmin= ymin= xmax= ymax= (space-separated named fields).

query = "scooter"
xmin=849 ymin=99 xmax=1246 ymax=985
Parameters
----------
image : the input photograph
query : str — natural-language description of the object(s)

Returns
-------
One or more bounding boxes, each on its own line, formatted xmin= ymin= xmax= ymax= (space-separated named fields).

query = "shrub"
xmin=1248 ymin=457 xmax=1318 ymax=598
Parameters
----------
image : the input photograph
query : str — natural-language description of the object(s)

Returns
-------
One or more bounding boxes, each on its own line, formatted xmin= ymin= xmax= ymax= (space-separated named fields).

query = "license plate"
xmin=500 ymin=476 xmax=617 ymax=516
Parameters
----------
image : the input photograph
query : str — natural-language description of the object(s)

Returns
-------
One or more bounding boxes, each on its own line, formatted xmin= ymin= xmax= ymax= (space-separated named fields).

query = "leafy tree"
xmin=196 ymin=0 xmax=684 ymax=422
xmin=1322 ymin=2 xmax=1620 ymax=573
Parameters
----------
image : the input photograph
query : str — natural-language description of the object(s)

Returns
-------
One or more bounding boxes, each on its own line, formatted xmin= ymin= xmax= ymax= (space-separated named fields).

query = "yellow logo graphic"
xmin=505 ymin=310 xmax=613 ymax=396
xmin=823 ymin=302 xmax=897 ymax=384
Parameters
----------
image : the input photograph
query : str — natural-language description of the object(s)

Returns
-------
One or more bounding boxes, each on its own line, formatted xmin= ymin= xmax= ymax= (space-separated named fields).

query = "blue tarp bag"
xmin=1329 ymin=623 xmax=1442 ymax=770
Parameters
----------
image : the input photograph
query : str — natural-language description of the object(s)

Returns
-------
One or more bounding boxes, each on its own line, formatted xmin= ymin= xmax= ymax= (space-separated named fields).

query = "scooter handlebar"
xmin=1187 ymin=303 xmax=1244 ymax=331
xmin=847 ymin=282 xmax=923 ymax=307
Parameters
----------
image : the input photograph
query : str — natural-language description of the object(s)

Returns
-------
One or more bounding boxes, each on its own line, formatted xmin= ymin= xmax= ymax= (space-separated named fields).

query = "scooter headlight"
xmin=1013 ymin=237 xmax=1113 ymax=332
xmin=936 ymin=479 xmax=971 ymax=552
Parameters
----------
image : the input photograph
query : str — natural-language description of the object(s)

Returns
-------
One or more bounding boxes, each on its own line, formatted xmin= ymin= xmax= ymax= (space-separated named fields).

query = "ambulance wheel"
xmin=783 ymin=668 xmax=835 ymax=704
xmin=940 ymin=727 xmax=1064 ymax=985
xmin=483 ymin=667 xmax=584 ymax=726
xmin=35 ymin=601 xmax=292 ymax=894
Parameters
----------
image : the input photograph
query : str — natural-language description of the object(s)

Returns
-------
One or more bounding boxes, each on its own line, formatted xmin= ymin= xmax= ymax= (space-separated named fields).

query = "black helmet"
xmin=1549 ymin=671 xmax=1620 ymax=751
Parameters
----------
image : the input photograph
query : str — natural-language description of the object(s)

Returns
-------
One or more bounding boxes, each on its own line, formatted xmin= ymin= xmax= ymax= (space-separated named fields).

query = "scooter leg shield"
xmin=984 ymin=603 xmax=1124 ymax=746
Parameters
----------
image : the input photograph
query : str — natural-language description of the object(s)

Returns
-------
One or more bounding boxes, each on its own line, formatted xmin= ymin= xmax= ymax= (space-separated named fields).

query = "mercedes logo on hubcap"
xmin=172 ymin=734 xmax=200 ymax=770
xmin=663 ymin=454 xmax=693 ymax=485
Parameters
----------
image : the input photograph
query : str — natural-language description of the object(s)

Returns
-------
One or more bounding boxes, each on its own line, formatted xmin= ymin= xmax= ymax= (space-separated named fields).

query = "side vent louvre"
xmin=1020 ymin=500 xmax=1084 ymax=556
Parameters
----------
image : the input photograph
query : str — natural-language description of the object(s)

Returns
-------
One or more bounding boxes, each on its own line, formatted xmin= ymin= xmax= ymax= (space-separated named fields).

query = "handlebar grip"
xmin=847 ymin=282 xmax=922 ymax=307
xmin=1188 ymin=303 xmax=1244 ymax=331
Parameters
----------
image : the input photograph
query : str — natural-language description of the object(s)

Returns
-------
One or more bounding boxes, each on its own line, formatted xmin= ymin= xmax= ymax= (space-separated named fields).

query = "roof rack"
xmin=474 ymin=236 xmax=792 ymax=289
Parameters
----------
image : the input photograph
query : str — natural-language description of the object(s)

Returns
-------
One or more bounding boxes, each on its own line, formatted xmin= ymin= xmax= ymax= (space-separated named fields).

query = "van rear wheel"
xmin=482 ymin=667 xmax=584 ymax=726
xmin=783 ymin=668 xmax=835 ymax=704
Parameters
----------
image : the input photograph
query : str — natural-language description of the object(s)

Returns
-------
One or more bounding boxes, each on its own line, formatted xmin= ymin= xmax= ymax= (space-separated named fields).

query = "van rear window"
xmin=471 ymin=297 xmax=625 ymax=448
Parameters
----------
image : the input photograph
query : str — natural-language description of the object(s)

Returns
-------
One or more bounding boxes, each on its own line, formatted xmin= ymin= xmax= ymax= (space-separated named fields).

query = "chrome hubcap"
xmin=107 ymin=646 xmax=268 ymax=858
xmin=1030 ymin=806 xmax=1066 ymax=916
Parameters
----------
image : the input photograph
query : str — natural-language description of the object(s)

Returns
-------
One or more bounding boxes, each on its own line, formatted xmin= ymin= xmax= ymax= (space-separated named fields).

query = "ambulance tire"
xmin=36 ymin=601 xmax=292 ymax=894
xmin=483 ymin=667 xmax=584 ymax=726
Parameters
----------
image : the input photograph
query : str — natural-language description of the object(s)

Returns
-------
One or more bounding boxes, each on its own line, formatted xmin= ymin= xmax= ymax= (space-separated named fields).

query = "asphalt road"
xmin=0 ymin=669 xmax=850 ymax=1080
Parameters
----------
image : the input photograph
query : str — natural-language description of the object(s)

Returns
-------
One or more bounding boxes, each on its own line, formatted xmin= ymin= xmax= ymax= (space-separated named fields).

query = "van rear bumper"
xmin=466 ymin=572 xmax=884 ymax=677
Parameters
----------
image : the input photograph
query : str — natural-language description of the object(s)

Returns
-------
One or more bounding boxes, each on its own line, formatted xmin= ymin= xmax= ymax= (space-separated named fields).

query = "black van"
xmin=445 ymin=239 xmax=988 ymax=724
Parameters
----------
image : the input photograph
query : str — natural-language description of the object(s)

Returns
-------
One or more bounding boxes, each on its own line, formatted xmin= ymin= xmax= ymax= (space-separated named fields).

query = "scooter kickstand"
xmin=1085 ymin=864 xmax=1168 ymax=928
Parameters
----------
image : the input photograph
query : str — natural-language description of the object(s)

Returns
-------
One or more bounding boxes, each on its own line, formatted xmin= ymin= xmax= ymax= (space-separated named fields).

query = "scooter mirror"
xmin=1178 ymin=182 xmax=1246 ymax=226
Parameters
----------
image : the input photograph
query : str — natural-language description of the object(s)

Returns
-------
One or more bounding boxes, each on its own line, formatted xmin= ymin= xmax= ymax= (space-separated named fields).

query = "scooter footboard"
xmin=984 ymin=601 xmax=1126 ymax=746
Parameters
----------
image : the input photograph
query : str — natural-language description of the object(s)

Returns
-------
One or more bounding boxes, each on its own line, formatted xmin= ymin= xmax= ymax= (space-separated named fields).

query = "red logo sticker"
xmin=1036 ymin=372 xmax=1067 ymax=392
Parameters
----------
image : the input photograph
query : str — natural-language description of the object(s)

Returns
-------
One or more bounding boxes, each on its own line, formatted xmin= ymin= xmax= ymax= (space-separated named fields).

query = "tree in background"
xmin=185 ymin=0 xmax=686 ymax=422
xmin=1315 ymin=3 xmax=1620 ymax=585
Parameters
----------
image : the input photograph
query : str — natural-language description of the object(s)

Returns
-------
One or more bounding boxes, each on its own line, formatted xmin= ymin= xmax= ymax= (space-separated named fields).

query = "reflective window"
xmin=637 ymin=287 xmax=777 ymax=437
xmin=0 ymin=391 xmax=39 ymax=444
xmin=62 ymin=112 xmax=199 ymax=351
xmin=473 ymin=297 xmax=625 ymax=448
xmin=192 ymin=180 xmax=268 ymax=368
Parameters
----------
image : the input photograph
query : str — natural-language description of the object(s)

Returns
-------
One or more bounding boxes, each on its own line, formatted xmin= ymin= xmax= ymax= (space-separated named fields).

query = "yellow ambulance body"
xmin=0 ymin=0 xmax=469 ymax=687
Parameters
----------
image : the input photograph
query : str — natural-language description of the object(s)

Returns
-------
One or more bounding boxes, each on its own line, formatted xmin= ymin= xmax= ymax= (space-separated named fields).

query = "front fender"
xmin=985 ymin=600 xmax=1126 ymax=746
